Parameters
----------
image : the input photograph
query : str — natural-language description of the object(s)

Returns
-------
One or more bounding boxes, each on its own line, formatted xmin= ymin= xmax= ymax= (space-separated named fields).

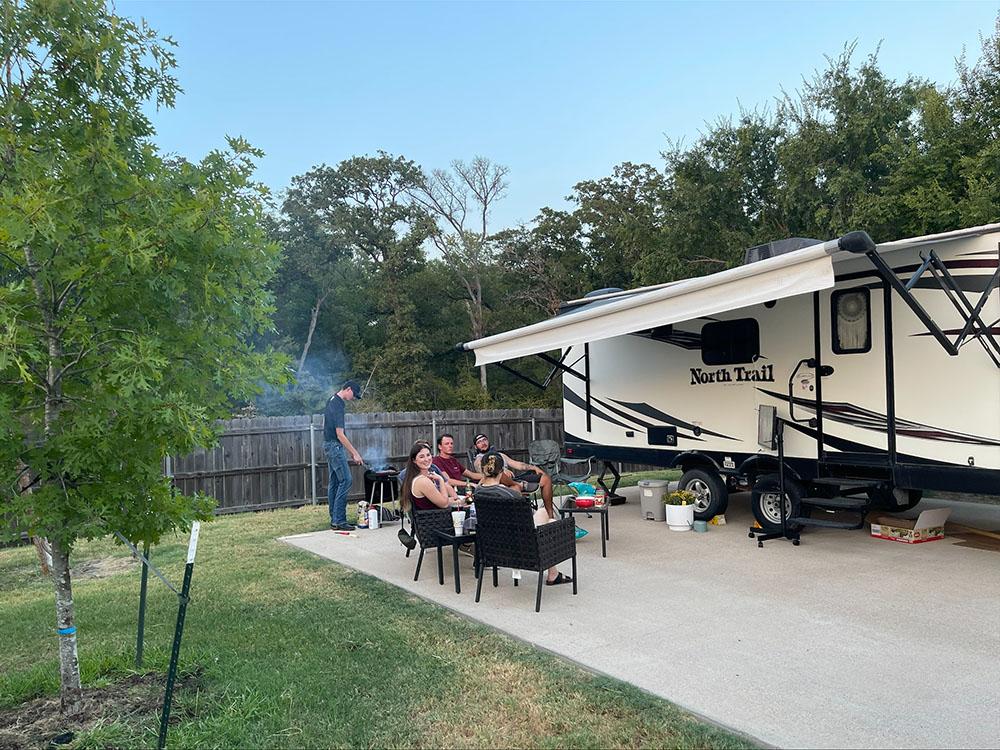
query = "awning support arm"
xmin=493 ymin=349 xmax=590 ymax=391
xmin=863 ymin=246 xmax=1000 ymax=366
xmin=535 ymin=352 xmax=587 ymax=382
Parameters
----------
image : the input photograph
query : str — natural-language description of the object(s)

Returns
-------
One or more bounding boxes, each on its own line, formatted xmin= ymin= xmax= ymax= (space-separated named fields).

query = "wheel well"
xmin=738 ymin=456 xmax=803 ymax=486
xmin=675 ymin=452 xmax=720 ymax=476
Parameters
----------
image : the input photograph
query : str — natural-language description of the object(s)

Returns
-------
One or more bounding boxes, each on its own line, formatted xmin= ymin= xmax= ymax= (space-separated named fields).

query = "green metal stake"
xmin=136 ymin=541 xmax=150 ymax=669
xmin=157 ymin=522 xmax=200 ymax=750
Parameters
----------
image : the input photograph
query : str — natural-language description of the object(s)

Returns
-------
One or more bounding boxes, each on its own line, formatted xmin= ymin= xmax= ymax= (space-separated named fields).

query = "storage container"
xmin=638 ymin=479 xmax=669 ymax=521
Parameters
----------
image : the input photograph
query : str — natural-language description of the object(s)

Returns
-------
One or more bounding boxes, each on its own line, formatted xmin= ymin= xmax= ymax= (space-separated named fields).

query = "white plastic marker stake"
xmin=186 ymin=521 xmax=201 ymax=563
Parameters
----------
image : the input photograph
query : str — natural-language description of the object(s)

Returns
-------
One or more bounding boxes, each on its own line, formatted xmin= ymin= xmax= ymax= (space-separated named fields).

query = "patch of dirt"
xmin=0 ymin=671 xmax=200 ymax=750
xmin=73 ymin=556 xmax=136 ymax=580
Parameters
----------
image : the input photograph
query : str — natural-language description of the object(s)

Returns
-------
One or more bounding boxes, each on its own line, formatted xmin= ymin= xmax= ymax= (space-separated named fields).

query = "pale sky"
xmin=127 ymin=0 xmax=1000 ymax=229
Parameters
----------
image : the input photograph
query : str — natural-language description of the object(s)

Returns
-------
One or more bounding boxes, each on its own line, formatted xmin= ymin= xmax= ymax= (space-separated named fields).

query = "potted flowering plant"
xmin=663 ymin=489 xmax=696 ymax=531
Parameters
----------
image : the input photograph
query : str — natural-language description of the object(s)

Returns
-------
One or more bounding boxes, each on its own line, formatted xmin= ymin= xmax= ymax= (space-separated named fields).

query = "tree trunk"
xmin=296 ymin=291 xmax=328 ymax=380
xmin=34 ymin=536 xmax=52 ymax=577
xmin=24 ymin=246 xmax=81 ymax=714
xmin=16 ymin=464 xmax=51 ymax=576
xmin=50 ymin=538 xmax=83 ymax=715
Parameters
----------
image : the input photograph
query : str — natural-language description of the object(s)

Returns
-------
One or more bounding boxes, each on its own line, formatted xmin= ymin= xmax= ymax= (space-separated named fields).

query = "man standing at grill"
xmin=325 ymin=380 xmax=363 ymax=531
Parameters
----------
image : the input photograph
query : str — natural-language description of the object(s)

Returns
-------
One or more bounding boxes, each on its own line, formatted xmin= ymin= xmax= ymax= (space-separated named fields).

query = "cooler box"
xmin=638 ymin=479 xmax=668 ymax=521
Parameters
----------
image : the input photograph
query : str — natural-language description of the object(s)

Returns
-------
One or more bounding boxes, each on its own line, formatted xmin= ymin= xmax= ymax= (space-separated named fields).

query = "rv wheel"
xmin=751 ymin=474 xmax=809 ymax=534
xmin=679 ymin=468 xmax=729 ymax=521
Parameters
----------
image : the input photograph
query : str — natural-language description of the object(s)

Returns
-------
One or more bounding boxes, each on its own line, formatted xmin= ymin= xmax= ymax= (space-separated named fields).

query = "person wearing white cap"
xmin=471 ymin=433 xmax=554 ymax=512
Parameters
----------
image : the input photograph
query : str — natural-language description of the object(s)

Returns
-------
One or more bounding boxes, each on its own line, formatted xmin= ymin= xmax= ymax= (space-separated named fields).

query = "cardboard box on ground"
xmin=870 ymin=508 xmax=951 ymax=544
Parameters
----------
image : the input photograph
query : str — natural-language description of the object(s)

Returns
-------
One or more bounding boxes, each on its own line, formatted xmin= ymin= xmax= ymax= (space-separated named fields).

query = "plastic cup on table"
xmin=451 ymin=510 xmax=465 ymax=536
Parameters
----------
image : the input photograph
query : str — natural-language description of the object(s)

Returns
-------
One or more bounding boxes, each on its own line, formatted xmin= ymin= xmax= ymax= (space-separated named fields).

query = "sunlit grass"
xmin=1 ymin=490 xmax=749 ymax=749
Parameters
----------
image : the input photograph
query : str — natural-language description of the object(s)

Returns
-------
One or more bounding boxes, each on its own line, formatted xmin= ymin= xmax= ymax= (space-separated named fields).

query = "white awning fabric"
xmin=462 ymin=239 xmax=842 ymax=366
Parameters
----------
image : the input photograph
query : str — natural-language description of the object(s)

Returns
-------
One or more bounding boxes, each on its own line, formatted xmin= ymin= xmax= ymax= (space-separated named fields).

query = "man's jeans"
xmin=325 ymin=440 xmax=352 ymax=525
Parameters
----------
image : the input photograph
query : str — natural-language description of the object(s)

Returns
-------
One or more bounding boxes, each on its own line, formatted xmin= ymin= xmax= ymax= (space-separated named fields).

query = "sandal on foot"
xmin=545 ymin=572 xmax=574 ymax=586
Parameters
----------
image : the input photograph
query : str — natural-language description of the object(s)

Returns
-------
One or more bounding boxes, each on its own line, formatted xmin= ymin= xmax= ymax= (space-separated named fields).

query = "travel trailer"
xmin=460 ymin=225 xmax=1000 ymax=542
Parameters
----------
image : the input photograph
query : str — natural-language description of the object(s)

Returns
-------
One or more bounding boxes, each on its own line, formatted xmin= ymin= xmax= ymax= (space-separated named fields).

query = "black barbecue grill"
xmin=363 ymin=465 xmax=400 ymax=521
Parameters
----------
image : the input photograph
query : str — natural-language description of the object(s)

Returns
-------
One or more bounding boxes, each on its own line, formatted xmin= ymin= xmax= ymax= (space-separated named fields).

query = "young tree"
xmin=0 ymin=0 xmax=287 ymax=713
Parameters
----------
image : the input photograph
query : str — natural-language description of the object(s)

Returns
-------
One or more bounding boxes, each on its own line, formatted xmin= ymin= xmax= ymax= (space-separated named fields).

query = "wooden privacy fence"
xmin=169 ymin=409 xmax=577 ymax=515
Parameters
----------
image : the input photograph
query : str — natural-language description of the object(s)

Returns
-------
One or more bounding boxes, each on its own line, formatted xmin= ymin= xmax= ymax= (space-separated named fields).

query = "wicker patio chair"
xmin=472 ymin=489 xmax=578 ymax=612
xmin=410 ymin=508 xmax=453 ymax=584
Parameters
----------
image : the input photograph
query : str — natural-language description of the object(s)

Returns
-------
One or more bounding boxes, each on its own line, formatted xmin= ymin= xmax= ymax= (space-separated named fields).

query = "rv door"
xmin=819 ymin=284 xmax=890 ymax=458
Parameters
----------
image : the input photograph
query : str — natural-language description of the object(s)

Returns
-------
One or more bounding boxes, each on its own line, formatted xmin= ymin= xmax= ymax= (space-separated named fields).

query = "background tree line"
xmin=263 ymin=22 xmax=1000 ymax=415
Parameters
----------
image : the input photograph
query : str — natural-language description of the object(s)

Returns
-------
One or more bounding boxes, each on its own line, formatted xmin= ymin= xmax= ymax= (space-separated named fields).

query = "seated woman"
xmin=401 ymin=441 xmax=462 ymax=512
xmin=473 ymin=454 xmax=572 ymax=586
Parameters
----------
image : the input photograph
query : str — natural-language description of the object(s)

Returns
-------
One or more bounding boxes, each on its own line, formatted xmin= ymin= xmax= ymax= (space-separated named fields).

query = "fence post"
xmin=309 ymin=416 xmax=317 ymax=505
xmin=431 ymin=417 xmax=437 ymax=449
xmin=531 ymin=416 xmax=536 ymax=441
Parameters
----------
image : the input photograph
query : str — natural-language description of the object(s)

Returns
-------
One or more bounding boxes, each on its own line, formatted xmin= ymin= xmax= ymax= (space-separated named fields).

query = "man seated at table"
xmin=432 ymin=433 xmax=482 ymax=491
xmin=471 ymin=432 xmax=554 ymax=512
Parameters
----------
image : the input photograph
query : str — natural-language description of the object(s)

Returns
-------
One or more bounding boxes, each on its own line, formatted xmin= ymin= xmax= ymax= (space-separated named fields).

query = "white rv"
xmin=462 ymin=225 xmax=1000 ymax=540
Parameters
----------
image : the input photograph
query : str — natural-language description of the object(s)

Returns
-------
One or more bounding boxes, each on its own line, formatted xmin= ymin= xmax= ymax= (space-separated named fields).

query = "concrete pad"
xmin=282 ymin=490 xmax=1000 ymax=749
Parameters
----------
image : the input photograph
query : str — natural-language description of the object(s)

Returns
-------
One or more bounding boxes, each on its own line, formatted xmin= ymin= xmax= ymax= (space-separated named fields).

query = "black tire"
xmin=868 ymin=486 xmax=923 ymax=512
xmin=751 ymin=473 xmax=809 ymax=533
xmin=679 ymin=468 xmax=729 ymax=521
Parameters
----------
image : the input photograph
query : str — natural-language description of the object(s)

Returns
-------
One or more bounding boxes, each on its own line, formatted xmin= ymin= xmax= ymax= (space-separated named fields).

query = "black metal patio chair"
xmin=473 ymin=489 xmax=578 ymax=612
xmin=410 ymin=508 xmax=453 ymax=584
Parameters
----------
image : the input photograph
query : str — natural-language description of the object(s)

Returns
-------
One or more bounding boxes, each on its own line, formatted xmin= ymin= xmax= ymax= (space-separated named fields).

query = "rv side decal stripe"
xmin=563 ymin=389 xmax=647 ymax=434
xmin=587 ymin=393 xmax=710 ymax=443
xmin=780 ymin=421 xmax=970 ymax=467
xmin=609 ymin=398 xmax=738 ymax=441
xmin=760 ymin=389 xmax=1000 ymax=447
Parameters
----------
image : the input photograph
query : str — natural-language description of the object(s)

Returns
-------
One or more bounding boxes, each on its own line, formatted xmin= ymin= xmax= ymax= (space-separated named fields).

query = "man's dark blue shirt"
xmin=324 ymin=394 xmax=345 ymax=442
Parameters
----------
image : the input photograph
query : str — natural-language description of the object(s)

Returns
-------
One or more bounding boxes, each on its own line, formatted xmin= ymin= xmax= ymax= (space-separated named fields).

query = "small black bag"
xmin=398 ymin=514 xmax=416 ymax=550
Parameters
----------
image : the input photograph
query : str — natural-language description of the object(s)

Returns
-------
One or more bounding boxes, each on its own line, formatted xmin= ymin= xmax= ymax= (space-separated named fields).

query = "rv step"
xmin=789 ymin=516 xmax=865 ymax=530
xmin=801 ymin=495 xmax=869 ymax=510
xmin=810 ymin=478 xmax=881 ymax=490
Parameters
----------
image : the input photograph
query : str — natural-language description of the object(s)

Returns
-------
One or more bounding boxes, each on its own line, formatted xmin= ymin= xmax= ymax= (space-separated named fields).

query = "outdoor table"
xmin=434 ymin=527 xmax=479 ymax=594
xmin=558 ymin=497 xmax=610 ymax=557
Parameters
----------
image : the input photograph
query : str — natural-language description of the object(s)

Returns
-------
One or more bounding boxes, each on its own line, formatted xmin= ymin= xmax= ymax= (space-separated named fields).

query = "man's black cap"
xmin=342 ymin=379 xmax=362 ymax=399
xmin=473 ymin=433 xmax=488 ymax=443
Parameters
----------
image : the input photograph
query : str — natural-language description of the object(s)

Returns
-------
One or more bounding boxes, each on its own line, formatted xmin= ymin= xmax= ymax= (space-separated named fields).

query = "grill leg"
xmin=535 ymin=571 xmax=544 ymax=612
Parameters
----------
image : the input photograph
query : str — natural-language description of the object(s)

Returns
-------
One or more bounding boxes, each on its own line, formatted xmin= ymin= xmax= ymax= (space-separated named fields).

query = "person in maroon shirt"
xmin=432 ymin=434 xmax=482 ymax=489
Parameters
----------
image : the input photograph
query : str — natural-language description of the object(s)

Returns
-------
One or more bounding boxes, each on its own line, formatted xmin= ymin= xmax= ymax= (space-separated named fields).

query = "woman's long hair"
xmin=400 ymin=441 xmax=432 ymax=512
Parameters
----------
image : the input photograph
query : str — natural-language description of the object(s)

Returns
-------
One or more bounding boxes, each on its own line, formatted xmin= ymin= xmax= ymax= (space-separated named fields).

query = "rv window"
xmin=701 ymin=318 xmax=760 ymax=365
xmin=832 ymin=288 xmax=871 ymax=354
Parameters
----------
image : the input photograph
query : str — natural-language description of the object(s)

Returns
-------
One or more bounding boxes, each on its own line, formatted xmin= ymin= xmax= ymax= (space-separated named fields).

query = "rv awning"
xmin=461 ymin=238 xmax=844 ymax=367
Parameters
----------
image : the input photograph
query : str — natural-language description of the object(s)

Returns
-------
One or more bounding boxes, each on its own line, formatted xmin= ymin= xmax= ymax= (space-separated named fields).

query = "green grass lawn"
xmin=1 ymin=483 xmax=748 ymax=749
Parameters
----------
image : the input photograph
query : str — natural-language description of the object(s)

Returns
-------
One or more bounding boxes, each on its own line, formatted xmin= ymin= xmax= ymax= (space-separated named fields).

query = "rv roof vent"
xmin=743 ymin=237 xmax=822 ymax=265
xmin=584 ymin=287 xmax=624 ymax=298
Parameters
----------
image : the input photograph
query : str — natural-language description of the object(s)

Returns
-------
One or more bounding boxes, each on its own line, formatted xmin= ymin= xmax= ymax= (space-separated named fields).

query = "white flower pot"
xmin=665 ymin=503 xmax=694 ymax=532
